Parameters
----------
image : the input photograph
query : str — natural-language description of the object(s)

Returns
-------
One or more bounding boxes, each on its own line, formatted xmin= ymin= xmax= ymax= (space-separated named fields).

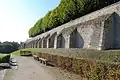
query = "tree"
xmin=0 ymin=41 xmax=20 ymax=53
xmin=28 ymin=0 xmax=120 ymax=37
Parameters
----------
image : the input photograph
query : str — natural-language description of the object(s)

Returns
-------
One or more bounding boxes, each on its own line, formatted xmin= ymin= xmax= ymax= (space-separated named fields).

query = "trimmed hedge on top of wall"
xmin=29 ymin=0 xmax=120 ymax=37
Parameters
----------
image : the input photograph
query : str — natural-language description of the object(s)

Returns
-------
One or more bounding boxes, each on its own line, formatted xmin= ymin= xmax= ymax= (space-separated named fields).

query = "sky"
xmin=0 ymin=0 xmax=60 ymax=43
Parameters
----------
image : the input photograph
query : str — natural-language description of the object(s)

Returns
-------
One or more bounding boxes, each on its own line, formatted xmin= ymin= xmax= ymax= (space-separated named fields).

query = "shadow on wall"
xmin=114 ymin=13 xmax=120 ymax=49
xmin=57 ymin=34 xmax=65 ymax=48
xmin=38 ymin=38 xmax=42 ymax=48
xmin=49 ymin=32 xmax=57 ymax=48
xmin=101 ymin=12 xmax=120 ymax=50
xmin=104 ymin=12 xmax=120 ymax=50
xmin=43 ymin=34 xmax=50 ymax=48
xmin=70 ymin=28 xmax=84 ymax=48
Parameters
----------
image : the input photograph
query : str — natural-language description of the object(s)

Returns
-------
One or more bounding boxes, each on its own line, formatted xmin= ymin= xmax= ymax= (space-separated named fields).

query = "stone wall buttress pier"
xmin=24 ymin=1 xmax=120 ymax=50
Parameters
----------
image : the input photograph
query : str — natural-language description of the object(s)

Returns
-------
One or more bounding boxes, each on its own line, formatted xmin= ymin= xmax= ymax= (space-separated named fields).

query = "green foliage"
xmin=20 ymin=50 xmax=32 ymax=56
xmin=29 ymin=0 xmax=120 ymax=37
xmin=0 ymin=54 xmax=10 ymax=63
xmin=11 ymin=50 xmax=21 ymax=56
xmin=0 ymin=41 xmax=20 ymax=53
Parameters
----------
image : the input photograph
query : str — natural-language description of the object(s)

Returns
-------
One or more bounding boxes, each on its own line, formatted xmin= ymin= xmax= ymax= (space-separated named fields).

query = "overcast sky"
xmin=0 ymin=0 xmax=60 ymax=42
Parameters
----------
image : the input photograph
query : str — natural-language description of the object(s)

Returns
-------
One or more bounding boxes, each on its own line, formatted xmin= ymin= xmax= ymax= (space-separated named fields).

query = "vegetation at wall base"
xmin=18 ymin=48 xmax=120 ymax=79
xmin=11 ymin=49 xmax=31 ymax=56
xmin=20 ymin=50 xmax=32 ymax=56
xmin=35 ymin=51 xmax=120 ymax=80
xmin=19 ymin=48 xmax=120 ymax=62
xmin=11 ymin=50 xmax=21 ymax=56
xmin=29 ymin=0 xmax=120 ymax=37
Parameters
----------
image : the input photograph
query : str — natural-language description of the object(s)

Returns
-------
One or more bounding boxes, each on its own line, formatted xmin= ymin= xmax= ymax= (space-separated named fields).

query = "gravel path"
xmin=0 ymin=69 xmax=6 ymax=80
xmin=4 ymin=56 xmax=84 ymax=80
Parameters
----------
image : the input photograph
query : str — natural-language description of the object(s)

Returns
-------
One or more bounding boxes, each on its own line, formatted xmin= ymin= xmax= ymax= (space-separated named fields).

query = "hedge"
xmin=23 ymin=48 xmax=120 ymax=62
xmin=35 ymin=52 xmax=120 ymax=80
xmin=29 ymin=0 xmax=120 ymax=37
xmin=0 ymin=54 xmax=10 ymax=63
xmin=20 ymin=50 xmax=32 ymax=56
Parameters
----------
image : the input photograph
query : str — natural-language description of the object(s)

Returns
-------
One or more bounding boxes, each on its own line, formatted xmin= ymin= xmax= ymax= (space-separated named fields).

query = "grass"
xmin=11 ymin=49 xmax=33 ymax=56
xmin=11 ymin=50 xmax=21 ymax=56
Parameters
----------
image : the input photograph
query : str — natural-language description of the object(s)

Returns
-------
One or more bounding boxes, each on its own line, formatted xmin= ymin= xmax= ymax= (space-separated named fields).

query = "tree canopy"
xmin=0 ymin=41 xmax=20 ymax=53
xmin=29 ymin=0 xmax=120 ymax=37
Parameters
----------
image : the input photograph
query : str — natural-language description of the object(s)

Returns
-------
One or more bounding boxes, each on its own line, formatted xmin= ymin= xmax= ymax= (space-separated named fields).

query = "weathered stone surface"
xmin=24 ymin=1 xmax=120 ymax=50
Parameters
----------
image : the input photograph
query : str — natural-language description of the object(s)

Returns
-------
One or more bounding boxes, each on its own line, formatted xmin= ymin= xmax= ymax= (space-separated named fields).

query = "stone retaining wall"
xmin=24 ymin=1 xmax=120 ymax=50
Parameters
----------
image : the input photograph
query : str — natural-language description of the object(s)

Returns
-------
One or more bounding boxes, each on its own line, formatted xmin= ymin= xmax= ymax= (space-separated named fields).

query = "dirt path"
xmin=4 ymin=56 xmax=84 ymax=80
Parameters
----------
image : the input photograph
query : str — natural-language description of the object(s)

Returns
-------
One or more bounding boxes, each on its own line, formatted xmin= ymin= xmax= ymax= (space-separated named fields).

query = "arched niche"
xmin=39 ymin=39 xmax=42 ymax=48
xmin=33 ymin=40 xmax=36 ymax=48
xmin=35 ymin=40 xmax=39 ymax=48
xmin=43 ymin=34 xmax=50 ymax=48
xmin=32 ymin=41 xmax=34 ymax=48
xmin=37 ymin=38 xmax=42 ymax=48
xmin=49 ymin=32 xmax=57 ymax=48
xmin=70 ymin=28 xmax=84 ymax=48
xmin=57 ymin=34 xmax=65 ymax=48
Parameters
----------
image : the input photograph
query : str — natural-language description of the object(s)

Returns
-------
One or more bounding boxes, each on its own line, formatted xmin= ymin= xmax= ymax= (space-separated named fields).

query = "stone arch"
xmin=49 ymin=32 xmax=57 ymax=48
xmin=33 ymin=40 xmax=36 ymax=48
xmin=43 ymin=34 xmax=50 ymax=48
xmin=28 ymin=42 xmax=30 ymax=48
xmin=31 ymin=41 xmax=34 ymax=48
xmin=41 ymin=37 xmax=44 ymax=48
xmin=36 ymin=38 xmax=42 ymax=48
xmin=70 ymin=28 xmax=84 ymax=48
xmin=35 ymin=40 xmax=38 ymax=48
xmin=38 ymin=39 xmax=42 ymax=48
xmin=57 ymin=34 xmax=65 ymax=48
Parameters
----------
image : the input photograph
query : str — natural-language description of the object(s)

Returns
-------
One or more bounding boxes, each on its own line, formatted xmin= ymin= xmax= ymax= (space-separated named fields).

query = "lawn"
xmin=11 ymin=50 xmax=21 ymax=56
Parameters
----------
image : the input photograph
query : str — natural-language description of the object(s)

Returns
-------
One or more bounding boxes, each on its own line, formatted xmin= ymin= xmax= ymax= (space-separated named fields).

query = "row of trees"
xmin=0 ymin=41 xmax=20 ymax=53
xmin=29 ymin=0 xmax=120 ymax=37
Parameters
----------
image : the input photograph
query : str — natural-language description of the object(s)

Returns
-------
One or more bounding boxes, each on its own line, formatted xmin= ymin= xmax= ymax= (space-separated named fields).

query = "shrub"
xmin=20 ymin=50 xmax=32 ymax=56
xmin=0 ymin=54 xmax=10 ymax=63
xmin=35 ymin=52 xmax=120 ymax=79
